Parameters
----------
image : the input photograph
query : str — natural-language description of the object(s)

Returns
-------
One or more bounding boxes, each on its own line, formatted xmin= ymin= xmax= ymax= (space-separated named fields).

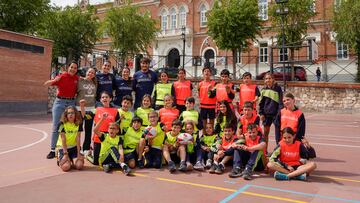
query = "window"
xmin=179 ymin=6 xmax=186 ymax=27
xmin=170 ymin=8 xmax=177 ymax=30
xmin=0 ymin=39 xmax=44 ymax=54
xmin=310 ymin=0 xmax=316 ymax=13
xmin=161 ymin=10 xmax=168 ymax=31
xmin=334 ymin=0 xmax=343 ymax=11
xmin=279 ymin=48 xmax=288 ymax=62
xmin=236 ymin=50 xmax=242 ymax=64
xmin=200 ymin=4 xmax=207 ymax=27
xmin=336 ymin=41 xmax=349 ymax=60
xmin=258 ymin=0 xmax=268 ymax=21
xmin=259 ymin=42 xmax=268 ymax=63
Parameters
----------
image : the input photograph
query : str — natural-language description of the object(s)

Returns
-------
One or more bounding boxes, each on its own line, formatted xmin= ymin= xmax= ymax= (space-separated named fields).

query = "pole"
xmin=281 ymin=13 xmax=286 ymax=92
xmin=182 ymin=26 xmax=186 ymax=68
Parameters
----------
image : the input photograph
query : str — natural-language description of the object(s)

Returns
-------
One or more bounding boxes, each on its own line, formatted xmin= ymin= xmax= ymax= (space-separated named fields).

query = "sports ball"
xmin=177 ymin=133 xmax=194 ymax=145
xmin=143 ymin=126 xmax=157 ymax=139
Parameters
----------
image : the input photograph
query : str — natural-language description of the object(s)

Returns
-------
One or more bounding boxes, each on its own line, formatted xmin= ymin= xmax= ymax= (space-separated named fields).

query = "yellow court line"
xmin=1 ymin=166 xmax=51 ymax=177
xmin=133 ymin=172 xmax=149 ymax=177
xmin=313 ymin=175 xmax=360 ymax=183
xmin=243 ymin=191 xmax=307 ymax=203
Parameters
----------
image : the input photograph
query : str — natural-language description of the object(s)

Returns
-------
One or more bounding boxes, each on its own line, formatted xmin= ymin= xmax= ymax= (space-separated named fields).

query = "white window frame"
xmin=179 ymin=7 xmax=186 ymax=28
xmin=237 ymin=50 xmax=242 ymax=64
xmin=200 ymin=4 xmax=207 ymax=27
xmin=161 ymin=11 xmax=168 ymax=31
xmin=336 ymin=41 xmax=349 ymax=60
xmin=259 ymin=42 xmax=268 ymax=63
xmin=258 ymin=0 xmax=268 ymax=21
xmin=170 ymin=8 xmax=177 ymax=30
xmin=310 ymin=0 xmax=316 ymax=13
xmin=279 ymin=48 xmax=289 ymax=62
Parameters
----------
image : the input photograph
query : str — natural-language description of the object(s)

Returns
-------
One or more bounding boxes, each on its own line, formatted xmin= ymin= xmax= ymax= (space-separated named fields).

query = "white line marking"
xmin=0 ymin=126 xmax=48 ymax=155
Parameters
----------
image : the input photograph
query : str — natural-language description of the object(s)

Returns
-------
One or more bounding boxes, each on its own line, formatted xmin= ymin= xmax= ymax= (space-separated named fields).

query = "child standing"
xmin=267 ymin=127 xmax=316 ymax=181
xmin=143 ymin=111 xmax=166 ymax=169
xmin=162 ymin=119 xmax=186 ymax=173
xmin=208 ymin=69 xmax=235 ymax=111
xmin=96 ymin=61 xmax=115 ymax=102
xmin=135 ymin=94 xmax=154 ymax=127
xmin=229 ymin=123 xmax=267 ymax=180
xmin=236 ymin=101 xmax=261 ymax=137
xmin=173 ymin=68 xmax=192 ymax=113
xmin=118 ymin=95 xmax=134 ymax=134
xmin=198 ymin=66 xmax=217 ymax=127
xmin=237 ymin=72 xmax=260 ymax=114
xmin=209 ymin=123 xmax=237 ymax=174
xmin=159 ymin=94 xmax=180 ymax=132
xmin=93 ymin=113 xmax=131 ymax=175
xmin=56 ymin=106 xmax=84 ymax=172
xmin=122 ymin=116 xmax=146 ymax=168
xmin=214 ymin=100 xmax=237 ymax=137
xmin=259 ymin=73 xmax=283 ymax=150
xmin=152 ymin=71 xmax=174 ymax=110
xmin=179 ymin=97 xmax=203 ymax=132
xmin=114 ymin=67 xmax=133 ymax=106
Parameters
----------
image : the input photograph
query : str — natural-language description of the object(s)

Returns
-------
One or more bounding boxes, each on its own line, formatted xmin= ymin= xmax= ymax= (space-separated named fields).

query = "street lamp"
xmin=275 ymin=0 xmax=288 ymax=91
xmin=181 ymin=26 xmax=186 ymax=68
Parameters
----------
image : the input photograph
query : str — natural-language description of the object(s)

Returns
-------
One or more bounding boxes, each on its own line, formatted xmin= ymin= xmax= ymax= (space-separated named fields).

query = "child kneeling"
xmin=267 ymin=127 xmax=316 ymax=181
xmin=94 ymin=112 xmax=131 ymax=175
xmin=229 ymin=123 xmax=267 ymax=180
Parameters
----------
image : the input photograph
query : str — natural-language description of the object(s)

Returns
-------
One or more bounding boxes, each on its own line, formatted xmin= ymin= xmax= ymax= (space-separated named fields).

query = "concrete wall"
xmin=0 ymin=29 xmax=53 ymax=115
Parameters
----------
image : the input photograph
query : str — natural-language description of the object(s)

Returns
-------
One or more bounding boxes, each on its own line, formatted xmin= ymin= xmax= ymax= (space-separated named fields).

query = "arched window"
xmin=170 ymin=8 xmax=177 ymax=30
xmin=258 ymin=0 xmax=268 ymax=21
xmin=161 ymin=10 xmax=168 ymax=31
xmin=179 ymin=6 xmax=186 ymax=28
xmin=200 ymin=4 xmax=207 ymax=27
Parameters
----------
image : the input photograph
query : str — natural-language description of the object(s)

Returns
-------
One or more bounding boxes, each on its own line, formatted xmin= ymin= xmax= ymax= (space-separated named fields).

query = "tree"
xmin=269 ymin=0 xmax=316 ymax=80
xmin=0 ymin=0 xmax=50 ymax=33
xmin=207 ymin=0 xmax=262 ymax=79
xmin=104 ymin=4 xmax=158 ymax=65
xmin=333 ymin=0 xmax=360 ymax=82
xmin=37 ymin=6 xmax=100 ymax=64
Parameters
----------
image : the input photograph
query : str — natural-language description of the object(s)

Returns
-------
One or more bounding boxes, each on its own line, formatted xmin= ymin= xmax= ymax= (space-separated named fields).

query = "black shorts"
xmin=224 ymin=148 xmax=235 ymax=156
xmin=58 ymin=146 xmax=78 ymax=161
xmin=263 ymin=116 xmax=275 ymax=126
xmin=200 ymin=108 xmax=216 ymax=120
xmin=124 ymin=150 xmax=137 ymax=163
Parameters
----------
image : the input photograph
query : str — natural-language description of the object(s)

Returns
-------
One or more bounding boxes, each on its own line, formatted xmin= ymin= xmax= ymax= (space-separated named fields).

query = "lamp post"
xmin=181 ymin=26 xmax=186 ymax=68
xmin=275 ymin=0 xmax=288 ymax=91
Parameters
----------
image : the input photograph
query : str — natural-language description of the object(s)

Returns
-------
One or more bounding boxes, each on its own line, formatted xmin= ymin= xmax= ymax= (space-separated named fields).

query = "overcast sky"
xmin=50 ymin=0 xmax=111 ymax=7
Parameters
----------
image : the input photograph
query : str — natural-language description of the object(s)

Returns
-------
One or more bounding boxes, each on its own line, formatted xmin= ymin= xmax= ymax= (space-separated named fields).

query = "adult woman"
xmin=44 ymin=62 xmax=79 ymax=159
xmin=76 ymin=68 xmax=97 ymax=154
xmin=114 ymin=67 xmax=133 ymax=107
xmin=96 ymin=61 xmax=115 ymax=102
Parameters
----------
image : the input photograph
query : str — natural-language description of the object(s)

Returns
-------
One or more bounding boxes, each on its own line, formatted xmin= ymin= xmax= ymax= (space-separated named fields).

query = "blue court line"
xmin=220 ymin=184 xmax=251 ymax=203
xmin=250 ymin=184 xmax=360 ymax=203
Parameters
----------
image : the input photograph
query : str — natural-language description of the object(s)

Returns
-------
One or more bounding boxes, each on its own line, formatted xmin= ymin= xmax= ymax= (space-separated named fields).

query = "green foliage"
xmin=104 ymin=4 xmax=158 ymax=61
xmin=333 ymin=0 xmax=360 ymax=82
xmin=207 ymin=0 xmax=262 ymax=51
xmin=269 ymin=0 xmax=316 ymax=48
xmin=0 ymin=0 xmax=50 ymax=33
xmin=37 ymin=6 xmax=100 ymax=64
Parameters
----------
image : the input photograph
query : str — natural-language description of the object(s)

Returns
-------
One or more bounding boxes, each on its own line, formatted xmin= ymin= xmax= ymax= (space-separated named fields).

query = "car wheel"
xmin=294 ymin=77 xmax=300 ymax=81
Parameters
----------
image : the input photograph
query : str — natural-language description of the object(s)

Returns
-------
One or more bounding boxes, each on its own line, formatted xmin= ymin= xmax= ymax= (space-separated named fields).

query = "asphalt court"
xmin=0 ymin=113 xmax=360 ymax=202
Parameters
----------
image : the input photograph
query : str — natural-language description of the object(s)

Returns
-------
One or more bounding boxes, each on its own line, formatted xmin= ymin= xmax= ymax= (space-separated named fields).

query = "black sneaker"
xmin=103 ymin=164 xmax=111 ymax=173
xmin=168 ymin=161 xmax=176 ymax=173
xmin=242 ymin=169 xmax=252 ymax=180
xmin=215 ymin=163 xmax=225 ymax=174
xmin=178 ymin=161 xmax=187 ymax=172
xmin=122 ymin=164 xmax=132 ymax=176
xmin=137 ymin=159 xmax=144 ymax=168
xmin=209 ymin=164 xmax=218 ymax=174
xmin=229 ymin=167 xmax=243 ymax=178
xmin=46 ymin=151 xmax=55 ymax=159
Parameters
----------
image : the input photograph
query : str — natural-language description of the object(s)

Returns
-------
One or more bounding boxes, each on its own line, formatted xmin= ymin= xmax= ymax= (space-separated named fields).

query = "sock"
xmin=214 ymin=161 xmax=219 ymax=165
xmin=120 ymin=163 xmax=126 ymax=168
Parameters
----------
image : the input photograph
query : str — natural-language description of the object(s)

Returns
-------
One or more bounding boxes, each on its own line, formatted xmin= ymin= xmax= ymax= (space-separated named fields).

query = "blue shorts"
xmin=263 ymin=116 xmax=275 ymax=126
xmin=124 ymin=150 xmax=137 ymax=163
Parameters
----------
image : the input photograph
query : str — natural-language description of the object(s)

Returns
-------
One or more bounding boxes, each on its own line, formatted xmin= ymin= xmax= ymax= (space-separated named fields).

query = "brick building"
xmin=83 ymin=0 xmax=356 ymax=82
xmin=0 ymin=29 xmax=53 ymax=115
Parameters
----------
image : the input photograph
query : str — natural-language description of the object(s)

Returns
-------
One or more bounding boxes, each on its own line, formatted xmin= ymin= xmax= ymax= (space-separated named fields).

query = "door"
xmin=167 ymin=48 xmax=180 ymax=68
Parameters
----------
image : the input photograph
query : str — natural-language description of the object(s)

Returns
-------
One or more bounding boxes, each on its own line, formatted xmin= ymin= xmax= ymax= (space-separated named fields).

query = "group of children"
xmin=55 ymin=65 xmax=316 ymax=181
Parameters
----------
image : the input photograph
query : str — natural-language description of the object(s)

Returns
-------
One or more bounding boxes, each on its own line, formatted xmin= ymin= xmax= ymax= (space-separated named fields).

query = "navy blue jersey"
xmin=132 ymin=70 xmax=158 ymax=108
xmin=96 ymin=72 xmax=115 ymax=101
xmin=114 ymin=76 xmax=133 ymax=106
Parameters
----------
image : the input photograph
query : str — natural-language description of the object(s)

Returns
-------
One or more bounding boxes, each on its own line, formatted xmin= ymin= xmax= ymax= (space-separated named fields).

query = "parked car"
xmin=155 ymin=67 xmax=179 ymax=78
xmin=256 ymin=66 xmax=307 ymax=81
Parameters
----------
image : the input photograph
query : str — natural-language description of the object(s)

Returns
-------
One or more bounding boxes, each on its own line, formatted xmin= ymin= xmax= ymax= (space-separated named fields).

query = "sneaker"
xmin=46 ymin=151 xmax=56 ymax=159
xmin=86 ymin=153 xmax=94 ymax=163
xmin=215 ymin=163 xmax=225 ymax=174
xmin=205 ymin=159 xmax=213 ymax=169
xmin=293 ymin=173 xmax=307 ymax=181
xmin=168 ymin=161 xmax=176 ymax=173
xmin=122 ymin=164 xmax=132 ymax=176
xmin=137 ymin=159 xmax=144 ymax=168
xmin=186 ymin=163 xmax=193 ymax=171
xmin=103 ymin=164 xmax=111 ymax=173
xmin=209 ymin=164 xmax=218 ymax=174
xmin=178 ymin=161 xmax=187 ymax=172
xmin=274 ymin=171 xmax=289 ymax=180
xmin=229 ymin=167 xmax=243 ymax=178
xmin=242 ymin=169 xmax=252 ymax=180
xmin=194 ymin=161 xmax=205 ymax=171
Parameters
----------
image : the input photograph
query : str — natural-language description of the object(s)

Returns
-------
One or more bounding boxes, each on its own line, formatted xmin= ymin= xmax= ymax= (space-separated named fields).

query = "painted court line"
xmin=0 ymin=126 xmax=48 ymax=155
xmin=220 ymin=184 xmax=251 ymax=203
xmin=250 ymin=184 xmax=360 ymax=203
xmin=312 ymin=175 xmax=360 ymax=183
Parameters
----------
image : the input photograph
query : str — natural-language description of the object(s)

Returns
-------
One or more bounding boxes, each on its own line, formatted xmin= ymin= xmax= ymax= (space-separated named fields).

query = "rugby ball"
xmin=143 ymin=126 xmax=157 ymax=139
xmin=177 ymin=133 xmax=194 ymax=145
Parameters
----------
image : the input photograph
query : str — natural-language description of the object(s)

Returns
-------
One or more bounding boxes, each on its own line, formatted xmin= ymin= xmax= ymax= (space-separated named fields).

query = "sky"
xmin=50 ymin=0 xmax=111 ymax=7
